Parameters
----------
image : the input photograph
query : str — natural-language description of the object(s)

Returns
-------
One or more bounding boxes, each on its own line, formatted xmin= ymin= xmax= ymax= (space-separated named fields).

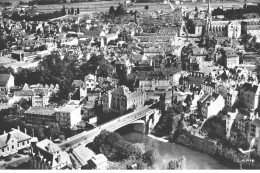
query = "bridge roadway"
xmin=58 ymin=104 xmax=156 ymax=149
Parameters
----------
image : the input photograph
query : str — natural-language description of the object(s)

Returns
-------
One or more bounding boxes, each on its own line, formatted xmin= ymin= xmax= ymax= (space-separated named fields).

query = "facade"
xmin=24 ymin=107 xmax=56 ymax=126
xmin=138 ymin=71 xmax=170 ymax=91
xmin=55 ymin=104 xmax=82 ymax=128
xmin=12 ymin=90 xmax=34 ymax=103
xmin=32 ymin=88 xmax=50 ymax=107
xmin=201 ymin=82 xmax=217 ymax=94
xmin=200 ymin=93 xmax=225 ymax=119
xmin=84 ymin=74 xmax=96 ymax=91
xmin=102 ymin=86 xmax=146 ymax=115
xmin=224 ymin=50 xmax=239 ymax=68
xmin=242 ymin=21 xmax=260 ymax=41
xmin=226 ymin=89 xmax=238 ymax=107
xmin=30 ymin=139 xmax=72 ymax=170
xmin=0 ymin=74 xmax=15 ymax=91
xmin=0 ymin=128 xmax=31 ymax=157
xmin=227 ymin=21 xmax=241 ymax=39
xmin=186 ymin=71 xmax=206 ymax=87
xmin=239 ymin=83 xmax=260 ymax=110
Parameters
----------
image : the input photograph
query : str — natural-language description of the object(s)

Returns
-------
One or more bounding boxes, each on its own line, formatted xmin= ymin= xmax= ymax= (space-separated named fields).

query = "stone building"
xmin=102 ymin=86 xmax=146 ymax=115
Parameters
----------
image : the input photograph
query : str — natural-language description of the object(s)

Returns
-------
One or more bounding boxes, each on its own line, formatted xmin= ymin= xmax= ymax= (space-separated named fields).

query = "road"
xmin=58 ymin=104 xmax=156 ymax=149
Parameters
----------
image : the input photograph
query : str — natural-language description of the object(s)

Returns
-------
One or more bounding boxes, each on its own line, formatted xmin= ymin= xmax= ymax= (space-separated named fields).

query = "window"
xmin=22 ymin=142 xmax=25 ymax=145
xmin=27 ymin=140 xmax=29 ymax=144
xmin=12 ymin=145 xmax=14 ymax=149
xmin=2 ymin=148 xmax=4 ymax=152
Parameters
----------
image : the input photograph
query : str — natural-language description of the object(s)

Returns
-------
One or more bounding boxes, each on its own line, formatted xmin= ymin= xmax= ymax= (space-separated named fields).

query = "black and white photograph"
xmin=0 ymin=0 xmax=259 ymax=170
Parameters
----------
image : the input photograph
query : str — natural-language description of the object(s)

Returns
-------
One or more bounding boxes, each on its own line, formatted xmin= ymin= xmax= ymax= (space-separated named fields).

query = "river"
xmin=122 ymin=132 xmax=229 ymax=169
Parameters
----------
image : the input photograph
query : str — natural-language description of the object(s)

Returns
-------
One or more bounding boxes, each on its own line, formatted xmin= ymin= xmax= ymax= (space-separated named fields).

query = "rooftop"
xmin=0 ymin=129 xmax=31 ymax=149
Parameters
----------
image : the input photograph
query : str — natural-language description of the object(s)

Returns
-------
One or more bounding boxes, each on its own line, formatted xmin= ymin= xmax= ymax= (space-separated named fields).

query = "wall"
xmin=174 ymin=129 xmax=257 ymax=168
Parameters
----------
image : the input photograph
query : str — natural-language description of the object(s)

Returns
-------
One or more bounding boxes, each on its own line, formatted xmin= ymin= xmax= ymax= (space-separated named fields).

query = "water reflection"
xmin=122 ymin=132 xmax=229 ymax=169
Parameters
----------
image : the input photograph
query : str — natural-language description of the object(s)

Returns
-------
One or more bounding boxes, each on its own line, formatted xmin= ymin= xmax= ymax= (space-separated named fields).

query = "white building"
xmin=84 ymin=74 xmax=97 ymax=91
xmin=227 ymin=21 xmax=241 ymax=39
xmin=55 ymin=104 xmax=82 ymax=128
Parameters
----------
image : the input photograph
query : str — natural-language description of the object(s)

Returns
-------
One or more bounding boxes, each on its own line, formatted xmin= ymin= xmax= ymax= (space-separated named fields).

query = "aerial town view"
xmin=0 ymin=0 xmax=260 ymax=170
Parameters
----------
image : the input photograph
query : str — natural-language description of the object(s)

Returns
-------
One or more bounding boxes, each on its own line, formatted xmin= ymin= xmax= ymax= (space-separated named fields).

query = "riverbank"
xmin=122 ymin=132 xmax=229 ymax=169
xmin=171 ymin=129 xmax=259 ymax=169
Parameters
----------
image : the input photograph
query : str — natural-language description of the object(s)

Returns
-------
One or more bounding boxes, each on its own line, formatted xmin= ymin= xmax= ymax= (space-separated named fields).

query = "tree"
xmin=142 ymin=150 xmax=157 ymax=167
xmin=195 ymin=6 xmax=198 ymax=12
xmin=167 ymin=156 xmax=186 ymax=169
xmin=77 ymin=8 xmax=80 ymax=14
xmin=116 ymin=4 xmax=125 ymax=16
xmin=11 ymin=12 xmax=21 ymax=21
xmin=71 ymin=7 xmax=74 ymax=15
xmin=144 ymin=5 xmax=149 ymax=11
xmin=61 ymin=5 xmax=66 ymax=15
xmin=109 ymin=6 xmax=115 ymax=16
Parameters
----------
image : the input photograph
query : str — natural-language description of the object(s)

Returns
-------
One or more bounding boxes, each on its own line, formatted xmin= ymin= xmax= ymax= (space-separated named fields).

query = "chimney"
xmin=4 ymin=130 xmax=6 ymax=134
xmin=24 ymin=128 xmax=27 ymax=134
xmin=17 ymin=126 xmax=20 ymax=131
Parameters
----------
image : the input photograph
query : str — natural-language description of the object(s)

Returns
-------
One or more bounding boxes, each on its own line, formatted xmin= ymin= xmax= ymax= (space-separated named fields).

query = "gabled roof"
xmin=0 ymin=129 xmax=31 ymax=149
xmin=36 ymin=139 xmax=61 ymax=154
xmin=111 ymin=86 xmax=130 ymax=96
xmin=240 ymin=83 xmax=259 ymax=93
xmin=250 ymin=118 xmax=260 ymax=127
xmin=72 ymin=80 xmax=87 ymax=90
xmin=89 ymin=154 xmax=108 ymax=166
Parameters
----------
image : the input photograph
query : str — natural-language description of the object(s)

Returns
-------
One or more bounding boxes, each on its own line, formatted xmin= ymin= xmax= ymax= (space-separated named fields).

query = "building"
xmin=55 ymin=104 xmax=82 ymax=128
xmin=12 ymin=90 xmax=34 ymax=103
xmin=243 ymin=54 xmax=257 ymax=66
xmin=24 ymin=107 xmax=57 ymax=126
xmin=102 ymin=86 xmax=146 ymax=115
xmin=226 ymin=109 xmax=238 ymax=139
xmin=185 ymin=71 xmax=206 ymax=87
xmin=242 ymin=21 xmax=260 ymax=42
xmin=0 ymin=128 xmax=31 ymax=157
xmin=32 ymin=88 xmax=50 ymax=107
xmin=84 ymin=74 xmax=96 ymax=91
xmin=199 ymin=92 xmax=225 ymax=119
xmin=223 ymin=50 xmax=239 ymax=68
xmin=30 ymin=139 xmax=72 ymax=170
xmin=71 ymin=80 xmax=87 ymax=103
xmin=239 ymin=82 xmax=260 ymax=110
xmin=248 ymin=118 xmax=260 ymax=154
xmin=201 ymin=81 xmax=217 ymax=94
xmin=227 ymin=21 xmax=241 ymax=39
xmin=0 ymin=74 xmax=15 ymax=91
xmin=226 ymin=89 xmax=238 ymax=107
xmin=137 ymin=71 xmax=170 ymax=91
xmin=88 ymin=154 xmax=108 ymax=170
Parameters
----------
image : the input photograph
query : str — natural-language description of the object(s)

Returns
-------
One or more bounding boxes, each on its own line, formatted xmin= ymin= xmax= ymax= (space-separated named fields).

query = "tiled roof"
xmin=36 ymin=139 xmax=61 ymax=153
xmin=240 ymin=83 xmax=259 ymax=93
xmin=14 ymin=90 xmax=34 ymax=97
xmin=25 ymin=107 xmax=56 ymax=116
xmin=0 ymin=129 xmax=31 ymax=149
xmin=33 ymin=88 xmax=48 ymax=96
xmin=72 ymin=145 xmax=95 ymax=166
xmin=250 ymin=118 xmax=260 ymax=127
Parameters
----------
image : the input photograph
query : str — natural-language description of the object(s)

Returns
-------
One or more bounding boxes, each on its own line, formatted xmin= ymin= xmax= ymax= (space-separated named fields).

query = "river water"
xmin=122 ymin=132 xmax=229 ymax=169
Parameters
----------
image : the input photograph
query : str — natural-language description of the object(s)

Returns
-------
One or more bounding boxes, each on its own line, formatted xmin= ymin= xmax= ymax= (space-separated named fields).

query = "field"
xmin=34 ymin=1 xmax=249 ymax=13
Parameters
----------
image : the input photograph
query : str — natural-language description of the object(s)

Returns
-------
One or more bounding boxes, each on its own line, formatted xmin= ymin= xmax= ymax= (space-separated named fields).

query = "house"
xmin=71 ymin=80 xmax=87 ymax=102
xmin=32 ymin=88 xmax=50 ymax=107
xmin=84 ymin=74 xmax=96 ymax=91
xmin=0 ymin=128 xmax=31 ymax=157
xmin=242 ymin=21 xmax=260 ymax=42
xmin=243 ymin=54 xmax=257 ymax=66
xmin=82 ymin=101 xmax=95 ymax=120
xmin=12 ymin=90 xmax=34 ymax=103
xmin=248 ymin=118 xmax=260 ymax=155
xmin=137 ymin=71 xmax=170 ymax=91
xmin=88 ymin=154 xmax=108 ymax=170
xmin=201 ymin=81 xmax=217 ymax=94
xmin=223 ymin=50 xmax=239 ymax=68
xmin=239 ymin=82 xmax=260 ymax=110
xmin=70 ymin=145 xmax=96 ymax=169
xmin=102 ymin=86 xmax=146 ymax=115
xmin=55 ymin=104 xmax=82 ymax=128
xmin=199 ymin=92 xmax=225 ymax=119
xmin=24 ymin=107 xmax=56 ymax=126
xmin=0 ymin=74 xmax=15 ymax=91
xmin=227 ymin=21 xmax=241 ymax=39
xmin=30 ymin=139 xmax=72 ymax=170
xmin=226 ymin=89 xmax=238 ymax=107
xmin=186 ymin=71 xmax=206 ymax=87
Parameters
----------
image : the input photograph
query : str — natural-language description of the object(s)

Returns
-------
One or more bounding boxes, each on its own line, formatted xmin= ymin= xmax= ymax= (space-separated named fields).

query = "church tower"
xmin=206 ymin=0 xmax=212 ymax=34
